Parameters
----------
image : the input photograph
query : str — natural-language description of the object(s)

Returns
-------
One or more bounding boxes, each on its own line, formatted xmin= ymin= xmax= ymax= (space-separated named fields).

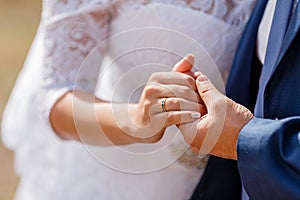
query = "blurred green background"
xmin=0 ymin=0 xmax=41 ymax=199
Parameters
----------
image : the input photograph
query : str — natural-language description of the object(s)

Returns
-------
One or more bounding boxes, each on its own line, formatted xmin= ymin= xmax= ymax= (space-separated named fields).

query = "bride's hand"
xmin=49 ymin=54 xmax=205 ymax=145
xmin=172 ymin=54 xmax=196 ymax=78
xmin=130 ymin=70 xmax=204 ymax=143
xmin=172 ymin=53 xmax=208 ymax=114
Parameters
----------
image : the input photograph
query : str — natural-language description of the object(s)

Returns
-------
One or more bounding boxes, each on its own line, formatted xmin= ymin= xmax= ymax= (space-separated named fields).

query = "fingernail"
xmin=196 ymin=74 xmax=208 ymax=82
xmin=191 ymin=112 xmax=201 ymax=119
xmin=194 ymin=71 xmax=202 ymax=77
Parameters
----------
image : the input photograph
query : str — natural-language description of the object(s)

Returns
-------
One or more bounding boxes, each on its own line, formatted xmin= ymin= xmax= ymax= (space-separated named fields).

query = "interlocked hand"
xmin=173 ymin=55 xmax=253 ymax=160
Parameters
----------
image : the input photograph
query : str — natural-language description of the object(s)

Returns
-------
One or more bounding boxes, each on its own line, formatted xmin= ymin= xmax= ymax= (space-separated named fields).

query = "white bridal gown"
xmin=2 ymin=0 xmax=255 ymax=199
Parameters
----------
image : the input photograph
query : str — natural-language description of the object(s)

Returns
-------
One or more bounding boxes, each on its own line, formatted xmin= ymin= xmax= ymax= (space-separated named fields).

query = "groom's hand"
xmin=179 ymin=73 xmax=254 ymax=160
xmin=172 ymin=54 xmax=207 ymax=115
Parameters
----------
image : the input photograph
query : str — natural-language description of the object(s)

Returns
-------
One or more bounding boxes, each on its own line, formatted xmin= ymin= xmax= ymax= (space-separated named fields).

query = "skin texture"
xmin=174 ymin=55 xmax=254 ymax=160
xmin=49 ymin=55 xmax=203 ymax=145
xmin=50 ymin=54 xmax=253 ymax=160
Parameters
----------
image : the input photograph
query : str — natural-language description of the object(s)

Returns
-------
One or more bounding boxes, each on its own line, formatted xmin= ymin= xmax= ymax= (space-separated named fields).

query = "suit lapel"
xmin=191 ymin=2 xmax=268 ymax=200
xmin=253 ymin=1 xmax=300 ymax=117
xmin=270 ymin=1 xmax=300 ymax=77
xmin=226 ymin=0 xmax=268 ymax=111
xmin=277 ymin=2 xmax=300 ymax=65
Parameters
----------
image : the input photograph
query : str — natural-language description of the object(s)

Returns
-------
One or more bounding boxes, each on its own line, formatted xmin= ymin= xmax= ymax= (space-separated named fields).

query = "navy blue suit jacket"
xmin=191 ymin=0 xmax=300 ymax=199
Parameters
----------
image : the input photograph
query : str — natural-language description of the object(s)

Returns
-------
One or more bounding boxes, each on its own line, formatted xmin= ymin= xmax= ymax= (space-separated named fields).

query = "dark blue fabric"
xmin=190 ymin=1 xmax=268 ymax=199
xmin=237 ymin=1 xmax=300 ymax=200
xmin=226 ymin=0 xmax=268 ymax=111
xmin=254 ymin=0 xmax=294 ymax=117
xmin=191 ymin=0 xmax=300 ymax=199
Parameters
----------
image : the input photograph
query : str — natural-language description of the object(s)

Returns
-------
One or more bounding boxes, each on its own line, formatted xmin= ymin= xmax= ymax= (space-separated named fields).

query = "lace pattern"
xmin=40 ymin=0 xmax=255 ymax=168
xmin=109 ymin=0 xmax=255 ymax=27
xmin=0 ymin=0 xmax=257 ymax=199
xmin=44 ymin=0 xmax=255 ymax=26
xmin=170 ymin=141 xmax=209 ymax=169
xmin=41 ymin=0 xmax=249 ymax=116
xmin=43 ymin=0 xmax=111 ymax=18
xmin=42 ymin=0 xmax=255 ymax=88
xmin=41 ymin=2 xmax=110 ymax=118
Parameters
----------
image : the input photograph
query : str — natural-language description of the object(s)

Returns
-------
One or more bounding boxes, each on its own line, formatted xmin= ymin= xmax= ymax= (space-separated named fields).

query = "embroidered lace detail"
xmin=41 ymin=2 xmax=110 ymax=118
xmin=40 ymin=0 xmax=255 ymax=167
xmin=43 ymin=0 xmax=111 ymax=18
xmin=2 ymin=0 xmax=256 ymax=198
xmin=185 ymin=0 xmax=255 ymax=26
xmin=44 ymin=11 xmax=109 ymax=89
xmin=41 ymin=0 xmax=255 ymax=112
xmin=43 ymin=0 xmax=255 ymax=26
xmin=170 ymin=141 xmax=209 ymax=169
xmin=109 ymin=0 xmax=255 ymax=27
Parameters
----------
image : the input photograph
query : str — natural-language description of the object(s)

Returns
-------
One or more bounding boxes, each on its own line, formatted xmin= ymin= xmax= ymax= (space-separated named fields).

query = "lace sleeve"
xmin=39 ymin=1 xmax=111 ymax=120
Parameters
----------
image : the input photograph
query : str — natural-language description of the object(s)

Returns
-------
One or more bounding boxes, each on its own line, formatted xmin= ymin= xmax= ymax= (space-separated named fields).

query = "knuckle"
xmin=149 ymin=73 xmax=160 ymax=82
xmin=226 ymin=97 xmax=236 ymax=108
xmin=144 ymin=84 xmax=160 ymax=97
xmin=200 ymin=85 xmax=213 ymax=95
xmin=170 ymin=98 xmax=180 ymax=108
xmin=184 ymin=75 xmax=195 ymax=87
xmin=181 ymin=86 xmax=191 ymax=95
xmin=166 ymin=112 xmax=179 ymax=124
xmin=213 ymin=96 xmax=226 ymax=110
xmin=196 ymin=122 xmax=202 ymax=130
xmin=197 ymin=74 xmax=209 ymax=82
xmin=143 ymin=99 xmax=152 ymax=110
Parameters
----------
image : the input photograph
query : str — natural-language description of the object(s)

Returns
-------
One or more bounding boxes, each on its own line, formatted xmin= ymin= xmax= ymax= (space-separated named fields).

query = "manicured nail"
xmin=194 ymin=71 xmax=202 ymax=77
xmin=191 ymin=112 xmax=201 ymax=119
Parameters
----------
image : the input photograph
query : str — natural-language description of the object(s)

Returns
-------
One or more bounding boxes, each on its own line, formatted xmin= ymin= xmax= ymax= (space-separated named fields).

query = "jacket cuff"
xmin=237 ymin=117 xmax=280 ymax=196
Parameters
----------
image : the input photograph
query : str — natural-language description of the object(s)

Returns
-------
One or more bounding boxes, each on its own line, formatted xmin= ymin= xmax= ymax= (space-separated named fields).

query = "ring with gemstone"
xmin=161 ymin=98 xmax=167 ymax=112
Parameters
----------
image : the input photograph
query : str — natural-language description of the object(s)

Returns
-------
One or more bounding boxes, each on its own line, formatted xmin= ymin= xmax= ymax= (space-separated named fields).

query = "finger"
xmin=163 ymin=98 xmax=206 ymax=114
xmin=183 ymin=71 xmax=196 ymax=79
xmin=158 ymin=84 xmax=201 ymax=103
xmin=178 ymin=119 xmax=208 ymax=154
xmin=157 ymin=111 xmax=201 ymax=127
xmin=152 ymin=98 xmax=206 ymax=114
xmin=196 ymin=74 xmax=223 ymax=111
xmin=194 ymin=71 xmax=202 ymax=77
xmin=172 ymin=54 xmax=195 ymax=73
xmin=149 ymin=72 xmax=197 ymax=91
xmin=144 ymin=82 xmax=197 ymax=102
xmin=190 ymin=146 xmax=200 ymax=154
xmin=144 ymin=82 xmax=200 ymax=102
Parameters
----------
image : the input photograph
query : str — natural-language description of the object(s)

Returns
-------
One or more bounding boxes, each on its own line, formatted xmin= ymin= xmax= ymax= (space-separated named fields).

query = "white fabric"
xmin=257 ymin=0 xmax=277 ymax=64
xmin=257 ymin=0 xmax=299 ymax=64
xmin=1 ymin=0 xmax=255 ymax=199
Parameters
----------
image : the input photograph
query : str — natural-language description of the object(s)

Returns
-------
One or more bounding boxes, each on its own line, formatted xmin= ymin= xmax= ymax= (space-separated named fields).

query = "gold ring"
xmin=161 ymin=98 xmax=167 ymax=112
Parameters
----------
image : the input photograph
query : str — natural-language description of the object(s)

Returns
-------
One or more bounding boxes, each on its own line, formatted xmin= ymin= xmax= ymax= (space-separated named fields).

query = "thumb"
xmin=172 ymin=54 xmax=194 ymax=73
xmin=196 ymin=73 xmax=221 ymax=110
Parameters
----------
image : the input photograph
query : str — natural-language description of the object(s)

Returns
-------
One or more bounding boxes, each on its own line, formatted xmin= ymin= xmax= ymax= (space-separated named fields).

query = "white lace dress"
xmin=2 ymin=0 xmax=255 ymax=199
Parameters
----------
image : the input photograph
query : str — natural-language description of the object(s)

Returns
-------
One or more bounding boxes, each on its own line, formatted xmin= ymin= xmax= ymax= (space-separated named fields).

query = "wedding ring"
xmin=161 ymin=98 xmax=168 ymax=112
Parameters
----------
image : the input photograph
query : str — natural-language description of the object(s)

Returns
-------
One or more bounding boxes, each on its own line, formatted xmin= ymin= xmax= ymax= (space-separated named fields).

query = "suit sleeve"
xmin=237 ymin=117 xmax=300 ymax=199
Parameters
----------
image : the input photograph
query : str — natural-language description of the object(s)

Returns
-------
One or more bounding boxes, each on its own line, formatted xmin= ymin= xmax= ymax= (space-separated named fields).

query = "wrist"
xmin=118 ymin=104 xmax=159 ymax=143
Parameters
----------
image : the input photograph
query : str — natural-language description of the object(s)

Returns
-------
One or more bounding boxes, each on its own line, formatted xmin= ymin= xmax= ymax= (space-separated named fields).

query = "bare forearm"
xmin=49 ymin=91 xmax=152 ymax=146
xmin=50 ymin=67 xmax=202 ymax=146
